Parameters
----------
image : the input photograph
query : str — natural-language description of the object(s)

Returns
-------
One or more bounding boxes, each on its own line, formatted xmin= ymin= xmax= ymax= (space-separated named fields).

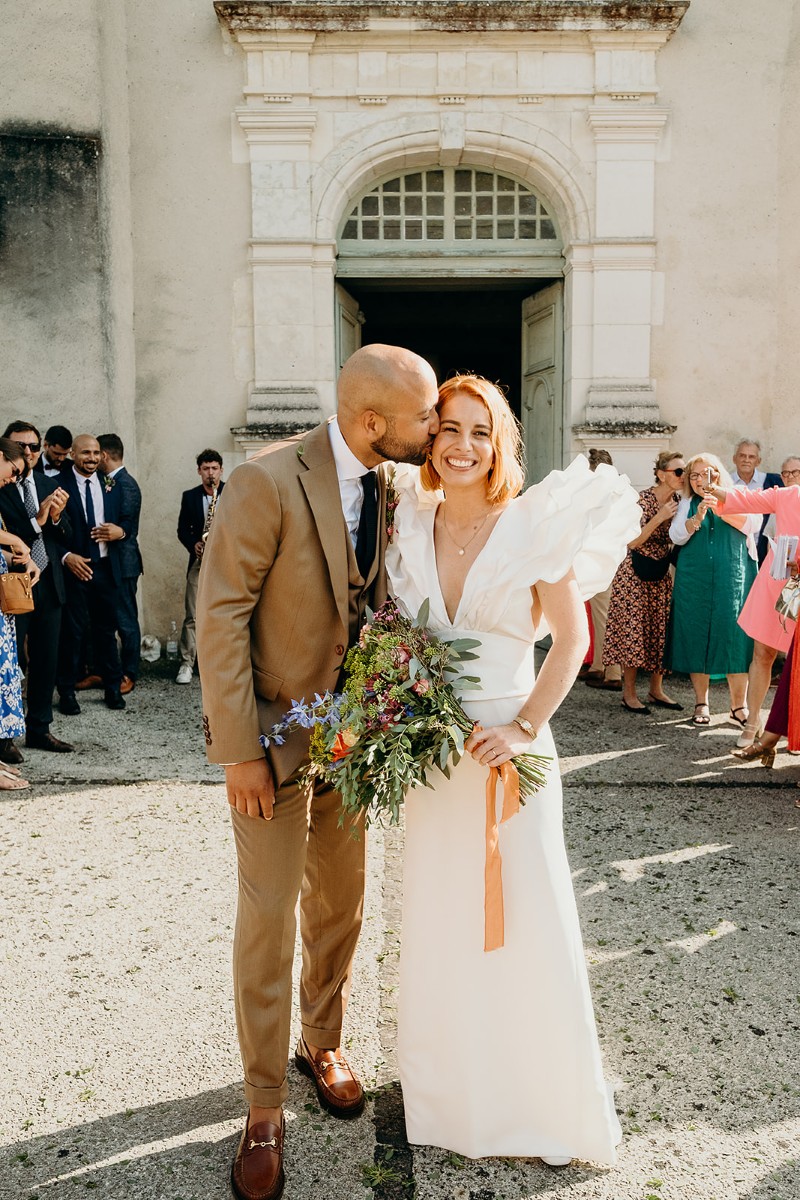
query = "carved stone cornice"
xmin=215 ymin=1 xmax=690 ymax=37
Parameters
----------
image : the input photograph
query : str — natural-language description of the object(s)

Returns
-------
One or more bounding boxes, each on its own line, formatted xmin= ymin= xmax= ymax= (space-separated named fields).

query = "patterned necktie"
xmin=85 ymin=479 xmax=101 ymax=561
xmin=355 ymin=471 xmax=378 ymax=579
xmin=22 ymin=479 xmax=48 ymax=572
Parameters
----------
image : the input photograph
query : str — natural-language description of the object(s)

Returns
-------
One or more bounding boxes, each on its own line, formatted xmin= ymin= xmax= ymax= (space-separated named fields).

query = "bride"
xmin=385 ymin=374 xmax=640 ymax=1165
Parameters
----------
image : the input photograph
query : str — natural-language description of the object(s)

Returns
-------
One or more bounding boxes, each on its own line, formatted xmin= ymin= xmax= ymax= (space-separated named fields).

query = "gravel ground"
xmin=1 ymin=668 xmax=798 ymax=1199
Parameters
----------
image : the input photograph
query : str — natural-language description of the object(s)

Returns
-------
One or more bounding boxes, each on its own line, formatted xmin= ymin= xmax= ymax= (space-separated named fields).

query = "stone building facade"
xmin=1 ymin=1 xmax=798 ymax=631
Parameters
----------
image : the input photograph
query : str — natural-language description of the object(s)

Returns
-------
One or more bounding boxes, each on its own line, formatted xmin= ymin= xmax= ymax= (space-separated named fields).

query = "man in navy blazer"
xmin=176 ymin=449 xmax=224 ymax=684
xmin=0 ymin=421 xmax=74 ymax=760
xmin=57 ymin=435 xmax=131 ymax=713
xmin=731 ymin=438 xmax=783 ymax=563
xmin=98 ymin=434 xmax=143 ymax=689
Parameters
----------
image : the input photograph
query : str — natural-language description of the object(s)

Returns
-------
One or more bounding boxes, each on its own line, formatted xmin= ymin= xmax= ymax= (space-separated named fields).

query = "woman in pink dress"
xmin=710 ymin=455 xmax=800 ymax=747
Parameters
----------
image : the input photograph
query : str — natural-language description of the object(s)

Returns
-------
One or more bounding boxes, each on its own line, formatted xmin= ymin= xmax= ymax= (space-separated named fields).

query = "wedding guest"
xmin=666 ymin=452 xmax=760 ymax=727
xmin=731 ymin=438 xmax=783 ymax=563
xmin=603 ymin=450 xmax=685 ymax=713
xmin=176 ymin=450 xmax=224 ymax=685
xmin=708 ymin=456 xmax=800 ymax=747
xmin=98 ymin=435 xmax=143 ymax=692
xmin=0 ymin=422 xmax=73 ymax=757
xmin=35 ymin=425 xmax=73 ymax=478
xmin=732 ymin=622 xmax=799 ymax=773
xmin=57 ymin=435 xmax=129 ymax=714
xmin=0 ymin=438 xmax=40 ymax=788
xmin=581 ymin=448 xmax=622 ymax=691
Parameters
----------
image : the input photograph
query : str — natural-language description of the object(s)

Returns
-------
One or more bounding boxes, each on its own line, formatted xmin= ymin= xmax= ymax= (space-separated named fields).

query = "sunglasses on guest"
xmin=0 ymin=455 xmax=23 ymax=481
xmin=12 ymin=439 xmax=41 ymax=453
xmin=665 ymin=466 xmax=684 ymax=478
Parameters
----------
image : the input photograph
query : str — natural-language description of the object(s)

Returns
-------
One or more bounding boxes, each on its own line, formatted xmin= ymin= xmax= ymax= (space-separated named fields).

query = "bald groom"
xmin=196 ymin=345 xmax=439 ymax=1200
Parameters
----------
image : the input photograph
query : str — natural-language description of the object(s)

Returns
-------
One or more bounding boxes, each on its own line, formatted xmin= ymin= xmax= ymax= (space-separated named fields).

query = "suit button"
xmin=335 ymin=644 xmax=344 ymax=657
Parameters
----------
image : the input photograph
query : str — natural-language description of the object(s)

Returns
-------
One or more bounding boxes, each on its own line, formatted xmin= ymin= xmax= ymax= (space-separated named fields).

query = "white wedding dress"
xmin=386 ymin=457 xmax=640 ymax=1164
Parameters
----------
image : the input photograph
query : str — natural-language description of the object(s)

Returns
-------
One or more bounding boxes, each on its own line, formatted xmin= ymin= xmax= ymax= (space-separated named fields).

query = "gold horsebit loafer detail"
xmin=231 ymin=1115 xmax=285 ymax=1200
xmin=294 ymin=1037 xmax=365 ymax=1117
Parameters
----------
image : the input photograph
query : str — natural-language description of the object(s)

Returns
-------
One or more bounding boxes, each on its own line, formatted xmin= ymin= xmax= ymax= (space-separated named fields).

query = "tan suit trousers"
xmin=589 ymin=585 xmax=621 ymax=681
xmin=230 ymin=769 xmax=366 ymax=1107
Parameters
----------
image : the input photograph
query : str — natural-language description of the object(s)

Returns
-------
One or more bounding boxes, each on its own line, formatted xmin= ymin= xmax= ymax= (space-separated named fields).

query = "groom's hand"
xmin=225 ymin=758 xmax=276 ymax=820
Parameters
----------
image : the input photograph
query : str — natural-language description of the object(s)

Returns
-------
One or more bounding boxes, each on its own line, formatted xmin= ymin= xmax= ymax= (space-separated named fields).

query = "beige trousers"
xmin=179 ymin=560 xmax=201 ymax=668
xmin=589 ymin=586 xmax=621 ymax=681
xmin=230 ymin=770 xmax=366 ymax=1107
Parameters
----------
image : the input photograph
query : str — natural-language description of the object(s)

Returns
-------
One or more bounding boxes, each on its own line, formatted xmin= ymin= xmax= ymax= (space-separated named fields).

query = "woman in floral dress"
xmin=0 ymin=438 xmax=40 ymax=791
xmin=603 ymin=451 xmax=685 ymax=713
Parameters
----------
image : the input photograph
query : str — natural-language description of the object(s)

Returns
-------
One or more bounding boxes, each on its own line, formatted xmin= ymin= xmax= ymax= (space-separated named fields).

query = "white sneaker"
xmin=541 ymin=1156 xmax=572 ymax=1168
xmin=175 ymin=664 xmax=193 ymax=684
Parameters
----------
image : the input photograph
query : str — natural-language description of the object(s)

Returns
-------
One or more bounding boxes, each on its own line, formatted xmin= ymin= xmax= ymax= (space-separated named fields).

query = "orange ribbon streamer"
xmin=483 ymin=760 xmax=521 ymax=952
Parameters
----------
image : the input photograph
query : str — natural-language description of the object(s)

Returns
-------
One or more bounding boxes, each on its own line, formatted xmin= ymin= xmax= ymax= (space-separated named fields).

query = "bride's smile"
xmin=431 ymin=394 xmax=495 ymax=487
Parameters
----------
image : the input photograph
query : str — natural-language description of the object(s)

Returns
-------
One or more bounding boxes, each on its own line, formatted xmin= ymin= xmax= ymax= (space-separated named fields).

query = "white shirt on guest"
xmin=73 ymin=466 xmax=108 ymax=558
xmin=731 ymin=468 xmax=766 ymax=490
xmin=327 ymin=416 xmax=374 ymax=549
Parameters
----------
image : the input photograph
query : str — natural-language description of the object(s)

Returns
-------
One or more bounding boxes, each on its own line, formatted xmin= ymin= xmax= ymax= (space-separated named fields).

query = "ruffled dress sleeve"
xmin=489 ymin=456 xmax=642 ymax=599
xmin=386 ymin=457 xmax=641 ymax=633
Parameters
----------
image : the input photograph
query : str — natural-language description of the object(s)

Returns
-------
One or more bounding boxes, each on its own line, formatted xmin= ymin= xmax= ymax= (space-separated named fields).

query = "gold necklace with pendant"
xmin=441 ymin=507 xmax=492 ymax=556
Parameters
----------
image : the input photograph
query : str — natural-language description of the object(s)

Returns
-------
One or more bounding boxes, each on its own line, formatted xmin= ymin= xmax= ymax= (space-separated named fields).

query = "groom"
xmin=196 ymin=344 xmax=439 ymax=1200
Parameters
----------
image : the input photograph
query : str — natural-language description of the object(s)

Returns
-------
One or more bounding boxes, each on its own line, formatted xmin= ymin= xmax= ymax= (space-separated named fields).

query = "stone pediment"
xmin=215 ymin=1 xmax=690 ymax=35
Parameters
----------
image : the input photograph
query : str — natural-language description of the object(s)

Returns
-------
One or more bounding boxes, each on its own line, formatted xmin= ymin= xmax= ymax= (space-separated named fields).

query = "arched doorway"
xmin=335 ymin=165 xmax=566 ymax=482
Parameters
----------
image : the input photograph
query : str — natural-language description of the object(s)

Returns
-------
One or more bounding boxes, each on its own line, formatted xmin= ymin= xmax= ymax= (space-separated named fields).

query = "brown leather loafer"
xmin=294 ymin=1037 xmax=365 ymax=1118
xmin=120 ymin=675 xmax=135 ymax=695
xmin=230 ymin=1113 xmax=284 ymax=1200
xmin=75 ymin=674 xmax=103 ymax=691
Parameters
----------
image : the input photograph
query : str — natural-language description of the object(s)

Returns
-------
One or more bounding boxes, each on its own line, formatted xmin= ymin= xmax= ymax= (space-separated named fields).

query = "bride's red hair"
xmin=420 ymin=373 xmax=526 ymax=504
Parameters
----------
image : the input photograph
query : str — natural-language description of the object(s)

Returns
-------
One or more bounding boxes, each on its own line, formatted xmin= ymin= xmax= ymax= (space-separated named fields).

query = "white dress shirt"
xmin=327 ymin=416 xmax=374 ymax=548
xmin=731 ymin=468 xmax=766 ymax=490
xmin=73 ymin=466 xmax=108 ymax=558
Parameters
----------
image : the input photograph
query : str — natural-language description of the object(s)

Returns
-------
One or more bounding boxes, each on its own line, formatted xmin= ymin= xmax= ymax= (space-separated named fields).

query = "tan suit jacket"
xmin=196 ymin=419 xmax=387 ymax=785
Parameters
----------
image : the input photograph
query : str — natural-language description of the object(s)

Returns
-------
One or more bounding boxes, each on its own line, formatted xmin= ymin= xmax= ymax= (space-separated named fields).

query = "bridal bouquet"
xmin=260 ymin=598 xmax=551 ymax=827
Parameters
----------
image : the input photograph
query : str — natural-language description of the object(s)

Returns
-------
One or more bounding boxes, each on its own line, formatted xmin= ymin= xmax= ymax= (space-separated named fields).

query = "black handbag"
xmin=630 ymin=549 xmax=671 ymax=583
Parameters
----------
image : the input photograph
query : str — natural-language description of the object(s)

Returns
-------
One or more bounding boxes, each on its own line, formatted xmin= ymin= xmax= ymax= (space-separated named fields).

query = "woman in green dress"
xmin=666 ymin=452 xmax=759 ymax=727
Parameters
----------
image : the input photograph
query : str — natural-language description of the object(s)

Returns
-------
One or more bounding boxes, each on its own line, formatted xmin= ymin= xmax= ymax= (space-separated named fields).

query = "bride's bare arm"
xmin=465 ymin=569 xmax=588 ymax=767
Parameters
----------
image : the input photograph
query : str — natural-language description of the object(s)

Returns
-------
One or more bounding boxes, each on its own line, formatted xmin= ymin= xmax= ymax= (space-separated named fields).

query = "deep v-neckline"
xmin=430 ymin=502 xmax=513 ymax=627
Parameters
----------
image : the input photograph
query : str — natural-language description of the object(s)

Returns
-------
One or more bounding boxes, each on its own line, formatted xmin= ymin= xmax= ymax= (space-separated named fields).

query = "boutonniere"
xmin=386 ymin=469 xmax=399 ymax=543
xmin=296 ymin=443 xmax=304 ymax=460
xmin=103 ymin=475 xmax=115 ymax=493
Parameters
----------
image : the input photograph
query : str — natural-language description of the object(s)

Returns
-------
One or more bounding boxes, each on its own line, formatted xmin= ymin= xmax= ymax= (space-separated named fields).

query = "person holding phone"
xmin=666 ymin=452 xmax=760 ymax=727
xmin=602 ymin=450 xmax=685 ymax=713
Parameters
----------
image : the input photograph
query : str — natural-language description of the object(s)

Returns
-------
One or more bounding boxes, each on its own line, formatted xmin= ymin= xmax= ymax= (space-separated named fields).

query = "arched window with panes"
xmin=339 ymin=167 xmax=560 ymax=251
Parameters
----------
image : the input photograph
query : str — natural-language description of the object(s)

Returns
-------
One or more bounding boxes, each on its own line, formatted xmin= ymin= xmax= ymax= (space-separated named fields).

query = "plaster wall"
xmin=124 ymin=1 xmax=251 ymax=634
xmin=653 ymin=0 xmax=798 ymax=474
xmin=0 ymin=1 xmax=109 ymax=433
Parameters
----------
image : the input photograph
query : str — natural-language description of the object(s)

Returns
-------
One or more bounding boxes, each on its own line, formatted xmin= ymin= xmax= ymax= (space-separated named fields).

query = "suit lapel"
xmin=299 ymin=422 xmax=350 ymax=637
xmin=194 ymin=486 xmax=206 ymax=534
xmin=5 ymin=480 xmax=29 ymax=526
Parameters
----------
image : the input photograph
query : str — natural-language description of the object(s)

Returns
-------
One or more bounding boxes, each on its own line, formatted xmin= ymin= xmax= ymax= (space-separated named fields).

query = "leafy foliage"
xmin=261 ymin=599 xmax=550 ymax=827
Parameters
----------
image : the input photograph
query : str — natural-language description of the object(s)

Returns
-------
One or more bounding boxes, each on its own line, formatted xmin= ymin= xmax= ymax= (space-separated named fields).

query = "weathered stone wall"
xmin=0 ymin=1 xmax=251 ymax=636
xmin=654 ymin=0 xmax=797 ymax=471
xmin=124 ymin=0 xmax=251 ymax=635
xmin=0 ymin=130 xmax=107 ymax=426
